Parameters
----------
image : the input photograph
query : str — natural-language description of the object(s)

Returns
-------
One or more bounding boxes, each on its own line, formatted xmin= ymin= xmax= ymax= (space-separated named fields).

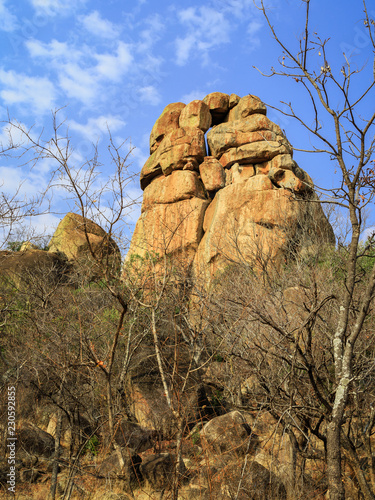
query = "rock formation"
xmin=48 ymin=212 xmax=120 ymax=263
xmin=0 ymin=213 xmax=121 ymax=286
xmin=126 ymin=92 xmax=334 ymax=283
xmin=48 ymin=212 xmax=121 ymax=278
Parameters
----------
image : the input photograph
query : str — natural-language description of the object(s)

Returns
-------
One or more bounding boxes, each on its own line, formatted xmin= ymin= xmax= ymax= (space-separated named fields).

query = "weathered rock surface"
xmin=99 ymin=447 xmax=142 ymax=484
xmin=125 ymin=197 xmax=209 ymax=273
xmin=200 ymin=410 xmax=256 ymax=456
xmin=0 ymin=249 xmax=68 ymax=286
xmin=150 ymin=102 xmax=186 ymax=154
xmin=127 ymin=92 xmax=335 ymax=284
xmin=199 ymin=157 xmax=225 ymax=192
xmin=179 ymin=99 xmax=212 ymax=132
xmin=142 ymin=170 xmax=206 ymax=212
xmin=48 ymin=212 xmax=120 ymax=267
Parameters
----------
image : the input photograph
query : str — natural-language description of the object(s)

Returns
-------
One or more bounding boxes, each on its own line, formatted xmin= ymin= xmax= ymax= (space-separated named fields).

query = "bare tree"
xmin=0 ymin=121 xmax=48 ymax=247
xmin=206 ymin=2 xmax=375 ymax=498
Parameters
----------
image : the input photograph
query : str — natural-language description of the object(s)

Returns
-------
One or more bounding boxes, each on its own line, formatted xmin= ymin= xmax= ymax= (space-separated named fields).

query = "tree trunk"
xmin=49 ymin=407 xmax=63 ymax=500
xmin=172 ymin=418 xmax=185 ymax=500
xmin=327 ymin=420 xmax=345 ymax=500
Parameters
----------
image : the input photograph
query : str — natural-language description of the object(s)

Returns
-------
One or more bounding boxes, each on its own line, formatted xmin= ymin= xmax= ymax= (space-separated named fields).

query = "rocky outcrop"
xmin=0 ymin=248 xmax=68 ymax=287
xmin=48 ymin=212 xmax=120 ymax=263
xmin=48 ymin=212 xmax=121 ymax=281
xmin=126 ymin=92 xmax=334 ymax=285
xmin=0 ymin=213 xmax=121 ymax=289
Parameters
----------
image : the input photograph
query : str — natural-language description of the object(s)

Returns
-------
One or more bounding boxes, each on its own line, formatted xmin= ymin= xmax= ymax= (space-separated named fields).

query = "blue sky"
xmin=0 ymin=0 xmax=373 ymax=247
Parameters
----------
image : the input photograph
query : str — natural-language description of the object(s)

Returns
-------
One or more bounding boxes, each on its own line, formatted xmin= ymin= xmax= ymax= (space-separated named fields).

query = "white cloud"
xmin=58 ymin=63 xmax=99 ymax=105
xmin=0 ymin=69 xmax=56 ymax=115
xmin=0 ymin=0 xmax=18 ymax=32
xmin=174 ymin=2 xmax=263 ymax=64
xmin=138 ymin=86 xmax=161 ymax=106
xmin=94 ymin=42 xmax=133 ymax=81
xmin=26 ymin=39 xmax=83 ymax=62
xmin=137 ymin=15 xmax=164 ymax=53
xmin=79 ymin=10 xmax=120 ymax=39
xmin=26 ymin=39 xmax=134 ymax=106
xmin=217 ymin=0 xmax=254 ymax=19
xmin=247 ymin=19 xmax=262 ymax=46
xmin=68 ymin=115 xmax=126 ymax=142
xmin=175 ymin=7 xmax=231 ymax=66
xmin=180 ymin=90 xmax=207 ymax=103
xmin=29 ymin=0 xmax=87 ymax=16
xmin=25 ymin=213 xmax=61 ymax=239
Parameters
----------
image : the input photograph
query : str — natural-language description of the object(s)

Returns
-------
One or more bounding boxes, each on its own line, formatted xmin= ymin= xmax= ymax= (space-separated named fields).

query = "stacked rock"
xmin=126 ymin=92 xmax=334 ymax=283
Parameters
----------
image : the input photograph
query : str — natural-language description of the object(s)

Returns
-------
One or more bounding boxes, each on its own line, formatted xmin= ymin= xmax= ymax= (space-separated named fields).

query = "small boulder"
xmin=203 ymin=92 xmax=230 ymax=125
xmin=229 ymin=93 xmax=241 ymax=109
xmin=140 ymin=453 xmax=186 ymax=490
xmin=200 ymin=410 xmax=257 ymax=456
xmin=268 ymin=168 xmax=306 ymax=193
xmin=141 ymin=128 xmax=207 ymax=186
xmin=99 ymin=447 xmax=142 ymax=485
xmin=199 ymin=157 xmax=225 ymax=192
xmin=158 ymin=128 xmax=207 ymax=176
xmin=18 ymin=423 xmax=55 ymax=458
xmin=113 ymin=420 xmax=155 ymax=453
xmin=227 ymin=94 xmax=267 ymax=121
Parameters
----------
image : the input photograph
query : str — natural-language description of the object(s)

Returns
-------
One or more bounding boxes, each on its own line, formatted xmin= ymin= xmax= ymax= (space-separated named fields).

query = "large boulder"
xmin=48 ymin=212 xmax=121 ymax=275
xmin=142 ymin=170 xmax=206 ymax=212
xmin=218 ymin=139 xmax=292 ymax=168
xmin=207 ymin=114 xmax=282 ymax=157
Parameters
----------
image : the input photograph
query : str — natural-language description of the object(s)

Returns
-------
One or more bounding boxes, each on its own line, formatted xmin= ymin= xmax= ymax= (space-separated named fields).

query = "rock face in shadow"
xmin=0 ymin=248 xmax=68 ymax=287
xmin=126 ymin=92 xmax=335 ymax=285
